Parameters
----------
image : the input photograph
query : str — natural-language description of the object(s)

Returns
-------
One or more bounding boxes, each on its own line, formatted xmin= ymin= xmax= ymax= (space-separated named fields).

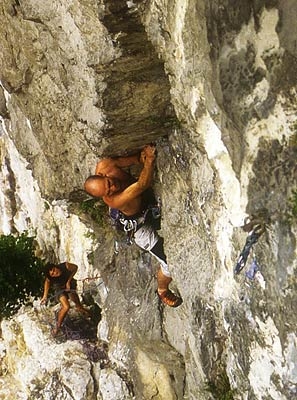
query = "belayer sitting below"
xmin=84 ymin=144 xmax=182 ymax=308
xmin=41 ymin=261 xmax=90 ymax=335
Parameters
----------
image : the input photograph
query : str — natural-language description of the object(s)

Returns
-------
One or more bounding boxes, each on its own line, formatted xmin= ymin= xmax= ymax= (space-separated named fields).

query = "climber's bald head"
xmin=84 ymin=175 xmax=106 ymax=198
xmin=84 ymin=175 xmax=122 ymax=198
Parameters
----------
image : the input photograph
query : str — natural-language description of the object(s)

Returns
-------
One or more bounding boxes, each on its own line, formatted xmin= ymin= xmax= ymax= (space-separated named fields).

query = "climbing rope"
xmin=38 ymin=293 xmax=107 ymax=363
xmin=79 ymin=275 xmax=102 ymax=294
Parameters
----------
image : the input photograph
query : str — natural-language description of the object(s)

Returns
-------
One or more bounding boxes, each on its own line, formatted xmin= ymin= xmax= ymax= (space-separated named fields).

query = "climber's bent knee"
xmin=150 ymin=239 xmax=171 ymax=277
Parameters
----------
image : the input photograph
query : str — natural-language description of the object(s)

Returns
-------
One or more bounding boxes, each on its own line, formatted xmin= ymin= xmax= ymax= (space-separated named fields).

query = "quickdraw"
xmin=234 ymin=216 xmax=266 ymax=275
xmin=118 ymin=218 xmax=138 ymax=245
xmin=120 ymin=218 xmax=138 ymax=233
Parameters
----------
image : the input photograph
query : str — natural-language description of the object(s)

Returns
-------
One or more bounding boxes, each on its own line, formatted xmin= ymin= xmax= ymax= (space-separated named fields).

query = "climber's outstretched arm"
xmin=95 ymin=153 xmax=141 ymax=176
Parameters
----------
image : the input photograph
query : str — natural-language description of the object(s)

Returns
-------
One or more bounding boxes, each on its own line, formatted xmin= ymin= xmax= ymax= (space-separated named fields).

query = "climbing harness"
xmin=120 ymin=217 xmax=138 ymax=245
xmin=234 ymin=217 xmax=266 ymax=275
xmin=110 ymin=200 xmax=161 ymax=246
xmin=119 ymin=209 xmax=148 ymax=244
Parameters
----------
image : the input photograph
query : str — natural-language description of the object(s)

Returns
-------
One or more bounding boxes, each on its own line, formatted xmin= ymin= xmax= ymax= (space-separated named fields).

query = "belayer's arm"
xmin=65 ymin=262 xmax=78 ymax=290
xmin=41 ymin=278 xmax=51 ymax=304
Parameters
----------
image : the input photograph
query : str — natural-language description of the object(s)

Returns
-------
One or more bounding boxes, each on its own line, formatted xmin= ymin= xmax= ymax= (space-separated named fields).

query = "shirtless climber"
xmin=84 ymin=144 xmax=182 ymax=308
xmin=41 ymin=261 xmax=90 ymax=335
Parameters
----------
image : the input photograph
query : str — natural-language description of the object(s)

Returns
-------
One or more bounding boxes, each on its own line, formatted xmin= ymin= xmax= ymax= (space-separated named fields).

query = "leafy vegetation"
xmin=0 ymin=232 xmax=45 ymax=318
xmin=78 ymin=198 xmax=108 ymax=225
xmin=205 ymin=371 xmax=235 ymax=400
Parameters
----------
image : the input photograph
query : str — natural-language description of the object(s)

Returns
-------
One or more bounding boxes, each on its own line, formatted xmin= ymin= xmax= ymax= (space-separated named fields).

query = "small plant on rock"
xmin=205 ymin=370 xmax=235 ymax=400
xmin=79 ymin=198 xmax=108 ymax=225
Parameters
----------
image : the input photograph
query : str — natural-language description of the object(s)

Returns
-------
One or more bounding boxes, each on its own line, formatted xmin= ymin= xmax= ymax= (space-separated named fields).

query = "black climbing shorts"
xmin=53 ymin=279 xmax=77 ymax=301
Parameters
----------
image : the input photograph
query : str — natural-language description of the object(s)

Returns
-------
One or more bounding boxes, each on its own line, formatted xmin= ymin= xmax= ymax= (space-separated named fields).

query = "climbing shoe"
xmin=157 ymin=289 xmax=183 ymax=308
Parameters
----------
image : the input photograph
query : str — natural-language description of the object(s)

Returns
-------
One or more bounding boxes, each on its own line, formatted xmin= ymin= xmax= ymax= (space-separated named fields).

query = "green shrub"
xmin=0 ymin=232 xmax=45 ymax=318
xmin=79 ymin=198 xmax=108 ymax=225
xmin=205 ymin=371 xmax=235 ymax=400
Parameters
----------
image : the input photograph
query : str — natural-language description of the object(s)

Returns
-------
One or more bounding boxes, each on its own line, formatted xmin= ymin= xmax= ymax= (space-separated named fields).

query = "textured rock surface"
xmin=0 ymin=0 xmax=297 ymax=399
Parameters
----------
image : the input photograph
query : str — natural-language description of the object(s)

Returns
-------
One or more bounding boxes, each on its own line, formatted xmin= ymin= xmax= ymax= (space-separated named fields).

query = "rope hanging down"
xmin=38 ymin=289 xmax=107 ymax=363
xmin=234 ymin=220 xmax=266 ymax=275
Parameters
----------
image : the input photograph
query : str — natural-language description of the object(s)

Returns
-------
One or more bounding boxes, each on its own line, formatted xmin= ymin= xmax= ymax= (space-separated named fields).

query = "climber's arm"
xmin=95 ymin=153 xmax=141 ymax=176
xmin=41 ymin=278 xmax=51 ymax=304
xmin=65 ymin=262 xmax=78 ymax=290
xmin=104 ymin=145 xmax=156 ymax=210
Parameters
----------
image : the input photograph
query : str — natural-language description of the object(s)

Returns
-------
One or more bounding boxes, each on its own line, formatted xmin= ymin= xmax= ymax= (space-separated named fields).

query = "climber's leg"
xmin=53 ymin=294 xmax=70 ymax=335
xmin=134 ymin=226 xmax=182 ymax=307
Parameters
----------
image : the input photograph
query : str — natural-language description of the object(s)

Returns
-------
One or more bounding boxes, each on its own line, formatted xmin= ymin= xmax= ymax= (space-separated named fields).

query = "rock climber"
xmin=41 ymin=261 xmax=90 ymax=335
xmin=84 ymin=144 xmax=182 ymax=308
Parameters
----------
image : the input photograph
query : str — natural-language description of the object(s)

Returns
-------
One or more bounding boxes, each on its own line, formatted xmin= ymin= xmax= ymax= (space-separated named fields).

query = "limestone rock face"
xmin=1 ymin=0 xmax=297 ymax=399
